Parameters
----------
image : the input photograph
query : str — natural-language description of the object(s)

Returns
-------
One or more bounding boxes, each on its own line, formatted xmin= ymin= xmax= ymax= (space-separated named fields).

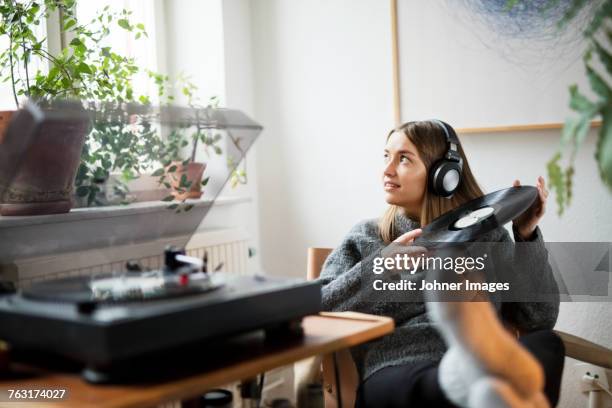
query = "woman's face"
xmin=383 ymin=131 xmax=427 ymax=218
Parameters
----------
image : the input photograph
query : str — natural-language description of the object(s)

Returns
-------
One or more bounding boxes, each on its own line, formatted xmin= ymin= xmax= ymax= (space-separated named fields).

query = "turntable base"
xmin=0 ymin=273 xmax=321 ymax=383
xmin=0 ymin=313 xmax=394 ymax=408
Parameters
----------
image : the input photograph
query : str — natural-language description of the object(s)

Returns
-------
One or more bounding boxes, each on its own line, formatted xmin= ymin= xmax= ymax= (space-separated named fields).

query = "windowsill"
xmin=0 ymin=195 xmax=252 ymax=263
xmin=0 ymin=195 xmax=251 ymax=227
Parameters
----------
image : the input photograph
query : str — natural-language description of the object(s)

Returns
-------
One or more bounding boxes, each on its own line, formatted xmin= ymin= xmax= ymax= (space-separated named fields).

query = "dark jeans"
xmin=356 ymin=330 xmax=565 ymax=408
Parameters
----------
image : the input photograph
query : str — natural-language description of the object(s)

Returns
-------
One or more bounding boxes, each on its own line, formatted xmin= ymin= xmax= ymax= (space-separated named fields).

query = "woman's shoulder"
xmin=320 ymin=219 xmax=382 ymax=272
xmin=348 ymin=218 xmax=379 ymax=235
xmin=340 ymin=218 xmax=384 ymax=247
xmin=346 ymin=218 xmax=380 ymax=239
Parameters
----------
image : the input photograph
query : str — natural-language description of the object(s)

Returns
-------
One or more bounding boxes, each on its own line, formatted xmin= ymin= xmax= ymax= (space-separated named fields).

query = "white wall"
xmin=162 ymin=0 xmax=264 ymax=272
xmin=163 ymin=0 xmax=226 ymax=104
xmin=221 ymin=0 xmax=263 ymax=272
xmin=251 ymin=0 xmax=394 ymax=277
xmin=248 ymin=1 xmax=612 ymax=407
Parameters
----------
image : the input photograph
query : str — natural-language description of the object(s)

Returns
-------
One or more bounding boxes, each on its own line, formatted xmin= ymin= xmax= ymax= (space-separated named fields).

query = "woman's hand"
xmin=512 ymin=176 xmax=548 ymax=240
xmin=394 ymin=228 xmax=422 ymax=244
xmin=392 ymin=228 xmax=428 ymax=259
xmin=379 ymin=228 xmax=428 ymax=272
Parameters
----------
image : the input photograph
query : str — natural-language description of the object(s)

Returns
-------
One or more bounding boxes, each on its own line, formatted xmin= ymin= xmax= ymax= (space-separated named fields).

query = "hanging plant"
xmin=504 ymin=0 xmax=612 ymax=214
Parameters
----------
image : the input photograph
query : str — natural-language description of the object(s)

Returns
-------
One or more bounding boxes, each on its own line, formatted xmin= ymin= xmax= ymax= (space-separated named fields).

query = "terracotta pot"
xmin=0 ymin=110 xmax=15 ymax=144
xmin=168 ymin=162 xmax=206 ymax=201
xmin=0 ymin=107 xmax=90 ymax=216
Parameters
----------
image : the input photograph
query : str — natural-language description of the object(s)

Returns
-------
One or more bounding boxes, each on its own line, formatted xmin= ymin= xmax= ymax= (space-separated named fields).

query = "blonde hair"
xmin=378 ymin=121 xmax=484 ymax=243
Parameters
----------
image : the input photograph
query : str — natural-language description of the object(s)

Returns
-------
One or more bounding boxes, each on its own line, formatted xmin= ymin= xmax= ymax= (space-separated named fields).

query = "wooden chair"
xmin=306 ymin=247 xmax=612 ymax=408
xmin=306 ymin=247 xmax=358 ymax=408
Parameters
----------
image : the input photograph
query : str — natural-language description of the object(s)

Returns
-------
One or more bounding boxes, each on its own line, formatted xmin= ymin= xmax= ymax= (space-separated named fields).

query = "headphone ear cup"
xmin=430 ymin=160 xmax=462 ymax=197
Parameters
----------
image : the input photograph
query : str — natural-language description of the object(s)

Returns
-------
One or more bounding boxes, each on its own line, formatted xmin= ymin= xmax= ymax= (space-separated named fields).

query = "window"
xmin=76 ymin=0 xmax=161 ymax=104
xmin=0 ymin=4 xmax=48 ymax=110
xmin=1 ymin=0 xmax=227 ymax=110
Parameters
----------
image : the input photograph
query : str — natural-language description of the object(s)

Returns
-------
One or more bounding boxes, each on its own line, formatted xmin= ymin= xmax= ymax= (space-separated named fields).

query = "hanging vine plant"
xmin=454 ymin=0 xmax=611 ymax=214
xmin=504 ymin=0 xmax=612 ymax=214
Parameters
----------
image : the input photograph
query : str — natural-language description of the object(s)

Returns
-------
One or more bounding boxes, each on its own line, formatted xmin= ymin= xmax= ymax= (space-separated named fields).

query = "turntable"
xmin=0 ymin=247 xmax=321 ymax=383
xmin=0 ymin=101 xmax=322 ymax=383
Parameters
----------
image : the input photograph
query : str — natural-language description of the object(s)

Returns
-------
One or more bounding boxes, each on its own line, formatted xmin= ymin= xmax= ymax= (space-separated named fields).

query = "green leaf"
xmin=574 ymin=114 xmax=594 ymax=147
xmin=565 ymin=165 xmax=574 ymax=206
xmin=118 ymin=19 xmax=131 ymax=30
xmin=585 ymin=0 xmax=612 ymax=37
xmin=76 ymin=185 xmax=90 ymax=197
xmin=63 ymin=19 xmax=76 ymax=31
xmin=586 ymin=66 xmax=611 ymax=99
xmin=162 ymin=195 xmax=175 ymax=202
xmin=47 ymin=66 xmax=60 ymax=82
xmin=87 ymin=187 xmax=98 ymax=206
xmin=214 ymin=146 xmax=222 ymax=155
xmin=69 ymin=37 xmax=84 ymax=47
xmin=547 ymin=152 xmax=566 ymax=215
xmin=184 ymin=204 xmax=194 ymax=212
xmin=595 ymin=107 xmax=612 ymax=189
xmin=568 ymin=84 xmax=596 ymax=113
xmin=559 ymin=0 xmax=590 ymax=29
xmin=561 ymin=116 xmax=579 ymax=147
xmin=168 ymin=165 xmax=177 ymax=173
xmin=167 ymin=204 xmax=179 ymax=210
xmin=179 ymin=173 xmax=188 ymax=187
xmin=201 ymin=176 xmax=210 ymax=186
xmin=593 ymin=40 xmax=612 ymax=78
xmin=77 ymin=62 xmax=92 ymax=75
xmin=151 ymin=168 xmax=164 ymax=177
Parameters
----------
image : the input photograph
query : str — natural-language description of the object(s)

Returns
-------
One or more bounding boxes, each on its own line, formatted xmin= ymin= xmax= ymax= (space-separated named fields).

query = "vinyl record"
xmin=416 ymin=186 xmax=538 ymax=244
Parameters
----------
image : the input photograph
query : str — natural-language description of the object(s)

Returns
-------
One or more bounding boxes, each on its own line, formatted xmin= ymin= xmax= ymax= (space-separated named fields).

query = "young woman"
xmin=319 ymin=120 xmax=564 ymax=408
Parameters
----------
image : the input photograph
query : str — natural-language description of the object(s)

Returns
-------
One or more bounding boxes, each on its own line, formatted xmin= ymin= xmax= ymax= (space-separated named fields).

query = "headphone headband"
xmin=430 ymin=119 xmax=461 ymax=163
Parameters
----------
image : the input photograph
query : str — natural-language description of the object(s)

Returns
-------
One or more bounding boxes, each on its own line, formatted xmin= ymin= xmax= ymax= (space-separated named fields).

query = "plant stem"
xmin=31 ymin=48 xmax=73 ymax=85
xmin=8 ymin=28 xmax=19 ymax=108
xmin=191 ymin=110 xmax=201 ymax=163
xmin=18 ymin=10 xmax=30 ymax=95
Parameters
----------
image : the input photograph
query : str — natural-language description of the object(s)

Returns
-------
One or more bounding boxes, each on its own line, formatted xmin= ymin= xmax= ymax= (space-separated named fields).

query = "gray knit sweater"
xmin=319 ymin=213 xmax=560 ymax=380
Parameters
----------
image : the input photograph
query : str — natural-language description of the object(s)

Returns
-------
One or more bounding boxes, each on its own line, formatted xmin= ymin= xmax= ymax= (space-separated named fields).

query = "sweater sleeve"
xmin=318 ymin=221 xmax=386 ymax=313
xmin=319 ymin=222 xmax=424 ymax=324
xmin=496 ymin=226 xmax=560 ymax=331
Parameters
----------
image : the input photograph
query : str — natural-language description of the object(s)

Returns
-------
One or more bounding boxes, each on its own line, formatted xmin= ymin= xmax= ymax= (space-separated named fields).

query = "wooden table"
xmin=0 ymin=312 xmax=394 ymax=408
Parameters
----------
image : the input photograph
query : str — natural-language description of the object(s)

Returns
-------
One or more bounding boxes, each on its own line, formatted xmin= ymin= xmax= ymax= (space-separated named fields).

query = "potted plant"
xmin=0 ymin=0 xmax=156 ymax=215
xmin=153 ymin=81 xmax=223 ymax=207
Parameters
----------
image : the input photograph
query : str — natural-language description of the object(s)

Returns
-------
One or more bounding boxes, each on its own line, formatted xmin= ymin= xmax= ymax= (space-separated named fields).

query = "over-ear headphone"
xmin=429 ymin=120 xmax=463 ymax=198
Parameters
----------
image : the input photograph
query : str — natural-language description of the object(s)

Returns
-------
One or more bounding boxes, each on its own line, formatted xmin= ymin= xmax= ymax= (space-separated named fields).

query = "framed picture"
xmin=390 ymin=0 xmax=592 ymax=132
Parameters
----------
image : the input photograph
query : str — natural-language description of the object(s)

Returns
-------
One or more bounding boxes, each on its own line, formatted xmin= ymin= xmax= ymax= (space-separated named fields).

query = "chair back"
xmin=307 ymin=248 xmax=333 ymax=280
xmin=307 ymin=247 xmax=359 ymax=408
